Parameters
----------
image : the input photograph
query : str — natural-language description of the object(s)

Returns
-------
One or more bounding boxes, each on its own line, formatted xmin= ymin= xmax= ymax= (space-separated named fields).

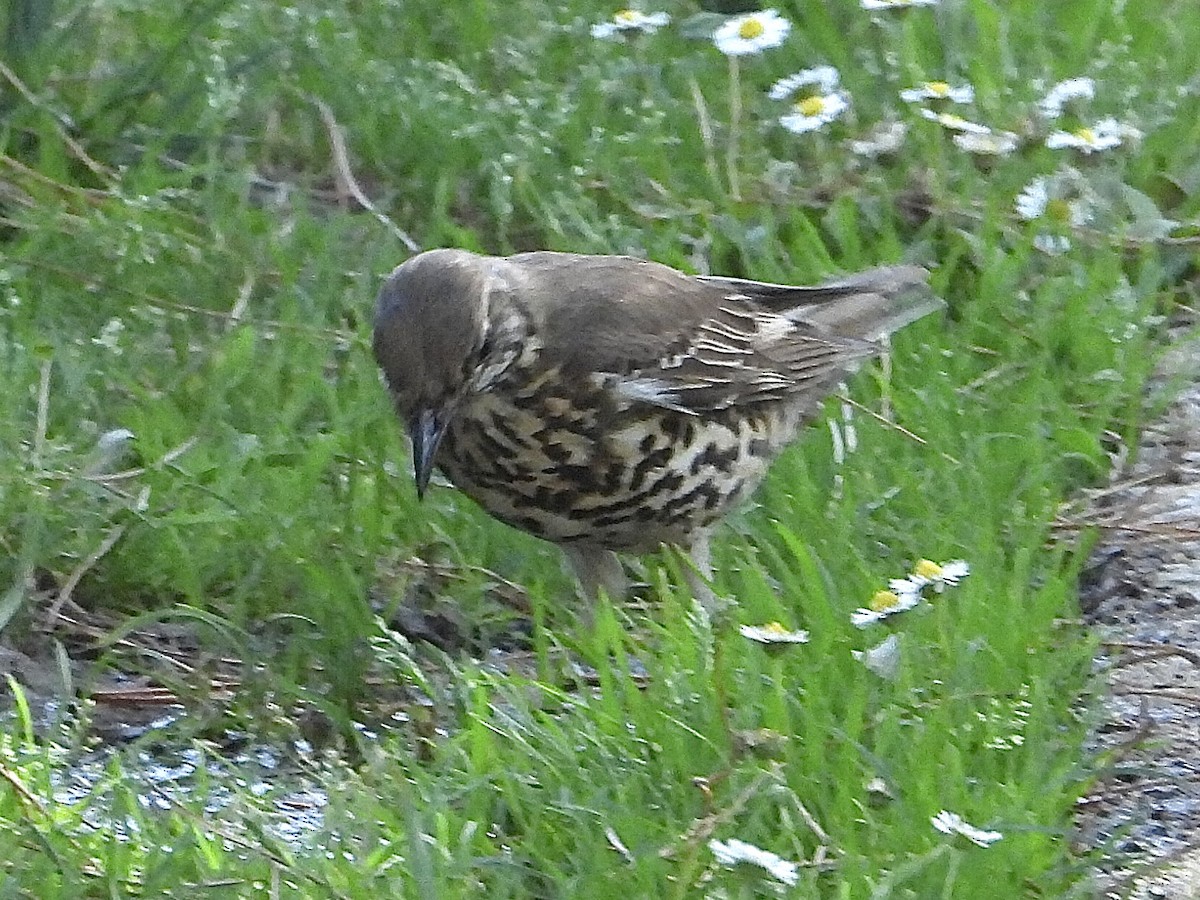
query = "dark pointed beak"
xmin=408 ymin=408 xmax=448 ymax=500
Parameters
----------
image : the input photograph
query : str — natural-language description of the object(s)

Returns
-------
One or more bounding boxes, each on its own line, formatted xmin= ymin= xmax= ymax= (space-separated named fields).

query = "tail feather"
xmin=796 ymin=265 xmax=943 ymax=342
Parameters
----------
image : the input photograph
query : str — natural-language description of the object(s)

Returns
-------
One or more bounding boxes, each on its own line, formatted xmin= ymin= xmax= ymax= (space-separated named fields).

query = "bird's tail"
xmin=799 ymin=265 xmax=944 ymax=342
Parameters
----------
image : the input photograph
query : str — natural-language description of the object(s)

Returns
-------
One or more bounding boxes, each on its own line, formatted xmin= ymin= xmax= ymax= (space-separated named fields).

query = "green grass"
xmin=1 ymin=0 xmax=1197 ymax=895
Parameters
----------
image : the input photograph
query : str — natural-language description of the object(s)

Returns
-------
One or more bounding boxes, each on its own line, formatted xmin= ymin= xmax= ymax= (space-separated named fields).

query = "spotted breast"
xmin=436 ymin=352 xmax=806 ymax=553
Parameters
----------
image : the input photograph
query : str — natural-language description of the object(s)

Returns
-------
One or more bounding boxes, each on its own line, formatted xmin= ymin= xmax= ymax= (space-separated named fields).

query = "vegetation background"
xmin=1 ymin=0 xmax=1197 ymax=895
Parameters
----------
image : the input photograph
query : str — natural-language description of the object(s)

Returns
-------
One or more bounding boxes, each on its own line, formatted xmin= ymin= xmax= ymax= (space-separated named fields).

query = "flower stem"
xmin=726 ymin=54 xmax=742 ymax=200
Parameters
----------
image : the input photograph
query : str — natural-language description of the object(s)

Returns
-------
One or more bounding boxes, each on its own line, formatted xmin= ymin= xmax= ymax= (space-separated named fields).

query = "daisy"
xmin=739 ymin=621 xmax=810 ymax=647
xmin=780 ymin=92 xmax=849 ymax=133
xmin=1016 ymin=175 xmax=1091 ymax=226
xmin=591 ymin=9 xmax=670 ymax=39
xmin=850 ymin=120 xmax=908 ymax=156
xmin=931 ymin=810 xmax=1003 ymax=847
xmin=862 ymin=0 xmax=938 ymax=8
xmin=1015 ymin=170 xmax=1093 ymax=254
xmin=900 ymin=81 xmax=974 ymax=104
xmin=909 ymin=558 xmax=971 ymax=591
xmin=953 ymin=129 xmax=1019 ymax=155
xmin=919 ymin=108 xmax=990 ymax=134
xmin=851 ymin=582 xmax=922 ymax=627
xmin=713 ymin=8 xmax=791 ymax=56
xmin=709 ymin=838 xmax=799 ymax=885
xmin=1038 ymin=76 xmax=1095 ymax=119
xmin=769 ymin=66 xmax=840 ymax=100
xmin=1046 ymin=117 xmax=1139 ymax=153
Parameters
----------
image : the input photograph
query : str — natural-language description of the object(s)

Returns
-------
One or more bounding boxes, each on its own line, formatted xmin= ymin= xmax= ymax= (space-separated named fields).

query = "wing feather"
xmin=501 ymin=253 xmax=935 ymax=414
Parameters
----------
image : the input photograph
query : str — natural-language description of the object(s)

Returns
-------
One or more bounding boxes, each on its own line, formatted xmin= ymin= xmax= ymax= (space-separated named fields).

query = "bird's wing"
xmin=503 ymin=253 xmax=935 ymax=414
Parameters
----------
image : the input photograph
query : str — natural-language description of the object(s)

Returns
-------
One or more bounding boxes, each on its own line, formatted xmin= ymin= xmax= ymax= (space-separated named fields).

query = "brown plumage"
xmin=373 ymin=249 xmax=942 ymax=609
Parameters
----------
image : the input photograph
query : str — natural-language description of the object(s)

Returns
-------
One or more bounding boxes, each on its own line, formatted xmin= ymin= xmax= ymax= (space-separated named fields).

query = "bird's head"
xmin=373 ymin=249 xmax=522 ymax=498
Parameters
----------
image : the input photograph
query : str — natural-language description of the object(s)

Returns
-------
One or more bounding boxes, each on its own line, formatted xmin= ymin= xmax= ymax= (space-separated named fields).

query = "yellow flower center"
xmin=738 ymin=17 xmax=766 ymax=40
xmin=871 ymin=590 xmax=901 ymax=612
xmin=797 ymin=95 xmax=825 ymax=117
xmin=763 ymin=621 xmax=789 ymax=635
xmin=928 ymin=81 xmax=950 ymax=97
xmin=1045 ymin=198 xmax=1073 ymax=224
xmin=914 ymin=559 xmax=943 ymax=579
xmin=1075 ymin=127 xmax=1097 ymax=144
xmin=615 ymin=9 xmax=636 ymax=22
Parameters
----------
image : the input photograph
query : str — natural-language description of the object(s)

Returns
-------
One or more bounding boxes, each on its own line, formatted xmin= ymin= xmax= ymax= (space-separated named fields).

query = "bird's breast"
xmin=435 ymin=362 xmax=805 ymax=552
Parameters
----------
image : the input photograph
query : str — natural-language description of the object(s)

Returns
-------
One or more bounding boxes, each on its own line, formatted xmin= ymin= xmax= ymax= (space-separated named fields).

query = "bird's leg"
xmin=682 ymin=532 xmax=721 ymax=614
xmin=562 ymin=544 xmax=629 ymax=619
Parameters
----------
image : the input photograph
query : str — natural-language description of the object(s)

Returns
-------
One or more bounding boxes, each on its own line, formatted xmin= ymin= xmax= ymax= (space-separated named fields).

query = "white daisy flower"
xmin=780 ymin=92 xmax=849 ymax=133
xmin=850 ymin=120 xmax=908 ymax=156
xmin=909 ymin=558 xmax=971 ymax=591
xmin=713 ymin=8 xmax=791 ymax=56
xmin=852 ymin=634 xmax=901 ymax=679
xmin=1015 ymin=170 xmax=1093 ymax=255
xmin=851 ymin=583 xmax=922 ymax=627
xmin=862 ymin=0 xmax=938 ymax=8
xmin=591 ymin=9 xmax=670 ymax=39
xmin=1038 ymin=76 xmax=1095 ymax=118
xmin=769 ymin=66 xmax=840 ymax=100
xmin=1045 ymin=117 xmax=1138 ymax=153
xmin=739 ymin=621 xmax=810 ymax=646
xmin=854 ymin=559 xmax=968 ymax=626
xmin=1016 ymin=175 xmax=1092 ymax=226
xmin=1017 ymin=179 xmax=1075 ymax=254
xmin=918 ymin=108 xmax=991 ymax=134
xmin=709 ymin=838 xmax=799 ymax=886
xmin=931 ymin=810 xmax=1004 ymax=847
xmin=953 ymin=129 xmax=1019 ymax=155
xmin=900 ymin=81 xmax=974 ymax=104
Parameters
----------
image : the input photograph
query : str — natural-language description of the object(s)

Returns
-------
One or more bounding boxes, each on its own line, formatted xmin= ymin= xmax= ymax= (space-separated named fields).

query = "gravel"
xmin=1076 ymin=338 xmax=1200 ymax=898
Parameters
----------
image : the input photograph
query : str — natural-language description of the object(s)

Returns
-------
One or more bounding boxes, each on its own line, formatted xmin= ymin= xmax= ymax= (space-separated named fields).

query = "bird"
xmin=373 ymin=249 xmax=942 ymax=612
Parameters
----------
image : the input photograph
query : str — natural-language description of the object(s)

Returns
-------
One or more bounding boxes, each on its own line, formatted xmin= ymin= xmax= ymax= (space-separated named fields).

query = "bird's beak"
xmin=408 ymin=408 xmax=448 ymax=500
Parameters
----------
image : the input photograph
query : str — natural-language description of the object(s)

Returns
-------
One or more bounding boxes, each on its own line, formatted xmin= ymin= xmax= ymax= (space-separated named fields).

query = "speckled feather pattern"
xmin=436 ymin=345 xmax=803 ymax=552
xmin=374 ymin=249 xmax=940 ymax=583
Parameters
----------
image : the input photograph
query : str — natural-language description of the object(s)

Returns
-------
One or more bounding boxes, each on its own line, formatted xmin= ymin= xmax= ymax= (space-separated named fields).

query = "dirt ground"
xmin=1076 ymin=335 xmax=1200 ymax=898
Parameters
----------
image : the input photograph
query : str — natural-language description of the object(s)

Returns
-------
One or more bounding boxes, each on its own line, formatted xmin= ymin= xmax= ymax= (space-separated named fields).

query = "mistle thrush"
xmin=373 ymin=249 xmax=942 ymax=609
